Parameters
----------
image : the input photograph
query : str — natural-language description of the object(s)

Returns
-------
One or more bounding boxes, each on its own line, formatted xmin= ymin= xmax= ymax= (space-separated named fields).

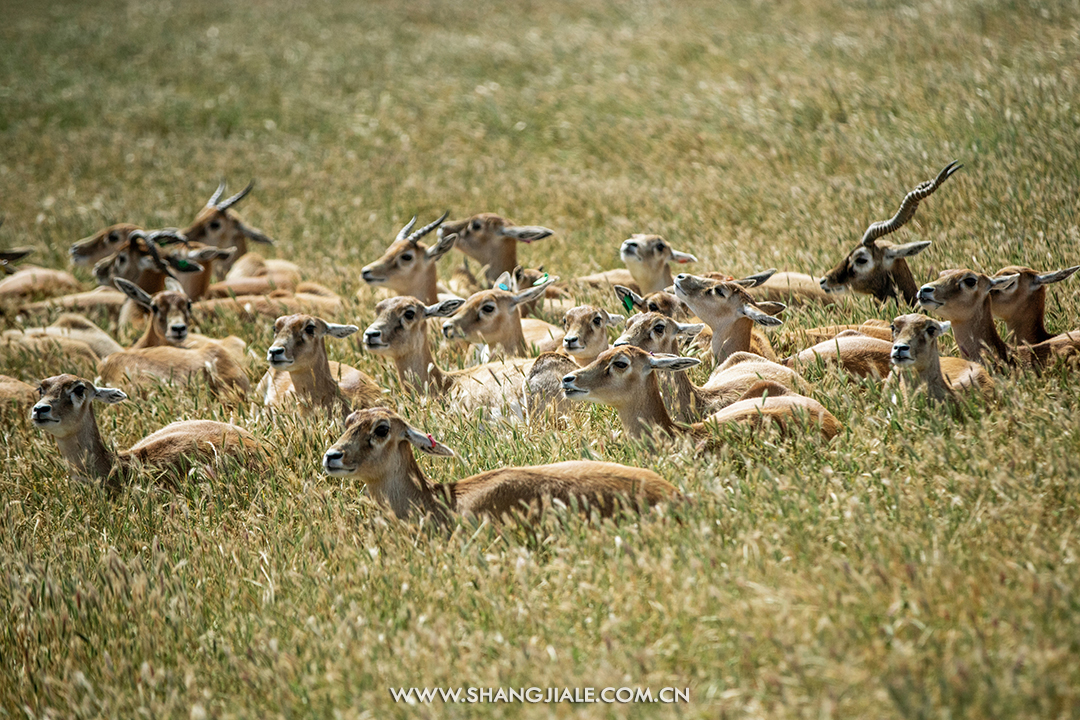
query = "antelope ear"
xmin=754 ymin=301 xmax=787 ymax=317
xmin=114 ymin=278 xmax=154 ymax=310
xmin=647 ymin=354 xmax=701 ymax=372
xmin=510 ymin=281 xmax=550 ymax=307
xmin=192 ymin=246 xmax=236 ymax=262
xmin=933 ymin=320 xmax=952 ymax=336
xmin=499 ymin=225 xmax=554 ymax=243
xmin=425 ymin=232 xmax=457 ymax=261
xmin=92 ymin=386 xmax=127 ymax=404
xmin=1034 ymin=265 xmax=1080 ymax=286
xmin=675 ymin=322 xmax=705 ymax=337
xmin=670 ymin=250 xmax=698 ymax=264
xmin=884 ymin=240 xmax=932 ymax=259
xmin=733 ymin=268 xmax=776 ymax=287
xmin=741 ymin=304 xmax=784 ymax=327
xmin=238 ymin=221 xmax=274 ymax=245
xmin=493 ymin=271 xmax=514 ymax=292
xmin=989 ymin=273 xmax=1019 ymax=291
xmin=606 ymin=313 xmax=625 ymax=326
xmin=325 ymin=323 xmax=359 ymax=339
xmin=163 ymin=277 xmax=186 ymax=295
xmin=614 ymin=285 xmax=644 ymax=314
xmin=424 ymin=298 xmax=465 ymax=318
xmin=167 ymin=256 xmax=204 ymax=274
xmin=404 ymin=427 xmax=456 ymax=457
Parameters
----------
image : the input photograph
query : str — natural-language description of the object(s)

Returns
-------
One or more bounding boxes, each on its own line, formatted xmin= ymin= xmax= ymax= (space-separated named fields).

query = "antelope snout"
xmin=169 ymin=323 xmax=188 ymax=339
xmin=31 ymin=403 xmax=55 ymax=423
xmin=361 ymin=267 xmax=378 ymax=283
xmin=266 ymin=346 xmax=290 ymax=366
xmin=441 ymin=321 xmax=461 ymax=339
xmin=890 ymin=343 xmax=913 ymax=364
xmin=563 ymin=335 xmax=580 ymax=350
xmin=322 ymin=448 xmax=350 ymax=476
xmin=363 ymin=329 xmax=385 ymax=348
xmin=917 ymin=285 xmax=940 ymax=308
xmin=561 ymin=374 xmax=587 ymax=398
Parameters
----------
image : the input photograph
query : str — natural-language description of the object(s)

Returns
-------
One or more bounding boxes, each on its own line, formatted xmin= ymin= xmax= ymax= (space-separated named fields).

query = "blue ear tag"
xmin=497 ymin=283 xmax=510 ymax=291
xmin=622 ymin=295 xmax=635 ymax=314
xmin=532 ymin=273 xmax=549 ymax=286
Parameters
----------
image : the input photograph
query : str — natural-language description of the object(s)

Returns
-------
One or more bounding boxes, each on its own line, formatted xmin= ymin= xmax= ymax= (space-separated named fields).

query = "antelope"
xmin=180 ymin=180 xmax=277 ymax=277
xmin=113 ymin=278 xmax=246 ymax=362
xmin=193 ymin=286 xmax=344 ymax=321
xmin=0 ymin=265 xmax=81 ymax=302
xmin=561 ymin=346 xmax=840 ymax=441
xmin=30 ymin=374 xmax=257 ymax=485
xmin=785 ymin=333 xmax=895 ymax=379
xmin=614 ymin=312 xmax=805 ymax=422
xmin=917 ymin=269 xmax=1018 ymax=364
xmin=256 ymin=314 xmax=383 ymax=418
xmin=361 ymin=295 xmax=536 ymax=420
xmin=989 ymin=265 xmax=1080 ymax=345
xmin=885 ymin=314 xmax=993 ymax=401
xmin=360 ymin=212 xmax=455 ymax=305
xmin=69 ymin=223 xmax=141 ymax=267
xmin=96 ymin=337 xmax=250 ymax=398
xmin=614 ymin=285 xmax=692 ymax=319
xmin=576 ymin=234 xmax=698 ymax=295
xmin=820 ymin=161 xmax=961 ymax=303
xmin=3 ymin=314 xmax=124 ymax=361
xmin=0 ymin=375 xmax=36 ymax=405
xmin=671 ymin=273 xmax=785 ymax=362
xmin=441 ymin=276 xmax=565 ymax=357
xmin=438 ymin=213 xmax=554 ymax=287
xmin=1 ymin=244 xmax=34 ymax=275
xmin=322 ymin=407 xmax=680 ymax=524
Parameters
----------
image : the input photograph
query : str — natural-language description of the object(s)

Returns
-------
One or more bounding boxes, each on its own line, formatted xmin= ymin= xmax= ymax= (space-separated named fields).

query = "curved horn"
xmin=147 ymin=228 xmax=189 ymax=246
xmin=395 ymin=216 xmax=418 ymax=242
xmin=140 ymin=234 xmax=178 ymax=279
xmin=206 ymin=181 xmax=226 ymax=208
xmin=216 ymin=180 xmax=255 ymax=211
xmin=860 ymin=160 xmax=962 ymax=247
xmin=405 ymin=211 xmax=450 ymax=246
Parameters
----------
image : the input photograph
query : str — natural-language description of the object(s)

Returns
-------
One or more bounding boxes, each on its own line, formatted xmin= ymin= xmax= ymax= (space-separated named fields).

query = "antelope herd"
xmin=5 ymin=162 xmax=1078 ymax=526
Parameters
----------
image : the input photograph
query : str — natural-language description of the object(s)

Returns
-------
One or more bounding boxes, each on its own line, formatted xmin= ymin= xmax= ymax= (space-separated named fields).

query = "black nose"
xmin=613 ymin=339 xmax=629 ymax=346
xmin=268 ymin=347 xmax=285 ymax=357
xmin=561 ymin=374 xmax=576 ymax=385
xmin=365 ymin=330 xmax=381 ymax=341
xmin=893 ymin=343 xmax=910 ymax=353
xmin=324 ymin=449 xmax=343 ymax=461
xmin=361 ymin=269 xmax=374 ymax=281
xmin=564 ymin=335 xmax=578 ymax=344
xmin=31 ymin=403 xmax=51 ymax=419
xmin=675 ymin=273 xmax=688 ymax=281
xmin=170 ymin=323 xmax=187 ymax=334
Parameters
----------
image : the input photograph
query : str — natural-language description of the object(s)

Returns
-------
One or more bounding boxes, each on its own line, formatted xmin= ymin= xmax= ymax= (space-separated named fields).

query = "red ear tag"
xmin=427 ymin=434 xmax=436 ymax=449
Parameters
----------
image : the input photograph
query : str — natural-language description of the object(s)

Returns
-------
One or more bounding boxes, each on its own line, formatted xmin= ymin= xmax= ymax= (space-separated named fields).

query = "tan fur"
xmin=69 ymin=223 xmax=141 ymax=267
xmin=751 ymin=272 xmax=835 ymax=304
xmin=562 ymin=346 xmax=839 ymax=441
xmin=885 ymin=314 xmax=993 ymax=401
xmin=918 ymin=269 xmax=1013 ymax=364
xmin=4 ymin=314 xmax=124 ymax=360
xmin=576 ymin=234 xmax=697 ymax=296
xmin=0 ymin=266 xmax=81 ymax=301
xmin=360 ymin=216 xmax=456 ymax=305
xmin=786 ymin=319 xmax=893 ymax=345
xmin=0 ymin=374 xmax=37 ymax=405
xmin=97 ymin=343 xmax=250 ymax=398
xmin=991 ymin=265 xmax=1080 ymax=346
xmin=224 ymin=252 xmax=301 ymax=281
xmin=362 ymin=296 xmax=536 ymax=420
xmin=442 ymin=287 xmax=564 ymax=357
xmin=560 ymin=305 xmax=621 ymax=366
xmin=672 ymin=274 xmax=781 ymax=361
xmin=181 ymin=183 xmax=274 ymax=277
xmin=256 ymin=314 xmax=382 ymax=419
xmin=30 ymin=374 xmax=257 ymax=484
xmin=439 ymin=213 xmax=554 ymax=286
xmin=193 ymin=288 xmax=344 ymax=321
xmin=322 ymin=407 xmax=679 ymax=523
xmin=785 ymin=333 xmax=895 ymax=379
xmin=18 ymin=286 xmax=128 ymax=318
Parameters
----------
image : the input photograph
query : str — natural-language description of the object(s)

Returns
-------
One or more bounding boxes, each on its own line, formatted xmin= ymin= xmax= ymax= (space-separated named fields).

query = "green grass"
xmin=3 ymin=0 xmax=1080 ymax=716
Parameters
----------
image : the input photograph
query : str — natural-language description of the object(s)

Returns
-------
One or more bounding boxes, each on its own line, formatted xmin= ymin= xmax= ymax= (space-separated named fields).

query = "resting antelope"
xmin=562 ymin=346 xmax=840 ymax=441
xmin=671 ymin=273 xmax=785 ymax=362
xmin=360 ymin=212 xmax=455 ymax=304
xmin=193 ymin=286 xmax=344 ymax=321
xmin=576 ymin=234 xmax=698 ymax=295
xmin=989 ymin=265 xmax=1080 ymax=345
xmin=820 ymin=161 xmax=961 ymax=303
xmin=362 ymin=295 xmax=536 ymax=420
xmin=3 ymin=314 xmax=124 ymax=363
xmin=0 ymin=375 xmax=36 ymax=405
xmin=256 ymin=314 xmax=383 ymax=418
xmin=441 ymin=276 xmax=564 ymax=357
xmin=31 ymin=374 xmax=257 ymax=485
xmin=885 ymin=314 xmax=993 ymax=401
xmin=180 ymin=180 xmax=278 ymax=277
xmin=0 ymin=264 xmax=81 ymax=302
xmin=69 ymin=223 xmax=141 ymax=267
xmin=322 ymin=407 xmax=679 ymax=524
xmin=438 ymin=213 xmax=554 ymax=288
xmin=614 ymin=312 xmax=804 ymax=422
xmin=1 ymin=243 xmax=34 ymax=275
xmin=919 ymin=268 xmax=1080 ymax=366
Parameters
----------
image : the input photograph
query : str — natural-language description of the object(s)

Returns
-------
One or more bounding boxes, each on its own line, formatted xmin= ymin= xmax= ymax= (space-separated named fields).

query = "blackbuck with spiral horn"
xmin=31 ymin=374 xmax=258 ymax=485
xmin=820 ymin=161 xmax=962 ymax=303
xmin=322 ymin=407 xmax=680 ymax=524
xmin=360 ymin=212 xmax=454 ymax=304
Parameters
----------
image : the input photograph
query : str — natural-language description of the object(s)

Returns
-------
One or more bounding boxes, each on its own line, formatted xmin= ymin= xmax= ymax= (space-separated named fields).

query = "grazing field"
xmin=3 ymin=0 xmax=1080 ymax=716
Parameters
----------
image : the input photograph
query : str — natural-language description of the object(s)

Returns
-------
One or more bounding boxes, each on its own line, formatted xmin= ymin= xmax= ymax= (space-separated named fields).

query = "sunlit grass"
xmin=2 ymin=0 xmax=1080 ymax=716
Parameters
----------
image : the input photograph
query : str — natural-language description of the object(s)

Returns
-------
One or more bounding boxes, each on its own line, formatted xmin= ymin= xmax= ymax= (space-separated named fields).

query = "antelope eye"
xmin=401 ymin=253 xmax=413 ymax=262
xmin=890 ymin=324 xmax=897 ymax=334
xmin=963 ymin=276 xmax=977 ymax=288
xmin=612 ymin=360 xmax=629 ymax=370
xmin=107 ymin=232 xmax=119 ymax=242
xmin=37 ymin=386 xmax=43 ymax=397
xmin=648 ymin=303 xmax=659 ymax=312
xmin=305 ymin=324 xmax=316 ymax=336
xmin=855 ymin=257 xmax=868 ymax=265
xmin=657 ymin=242 xmax=667 ymax=251
xmin=592 ymin=316 xmax=602 ymax=326
xmin=71 ymin=385 xmax=85 ymax=399
xmin=653 ymin=324 xmax=665 ymax=334
xmin=209 ymin=220 xmax=222 ymax=231
xmin=470 ymin=220 xmax=482 ymax=232
xmin=403 ymin=309 xmax=415 ymax=321
xmin=151 ymin=305 xmax=160 ymax=314
xmin=482 ymin=304 xmax=496 ymax=314
xmin=927 ymin=326 xmax=938 ymax=337
xmin=186 ymin=301 xmax=192 ymax=311
xmin=373 ymin=422 xmax=390 ymax=438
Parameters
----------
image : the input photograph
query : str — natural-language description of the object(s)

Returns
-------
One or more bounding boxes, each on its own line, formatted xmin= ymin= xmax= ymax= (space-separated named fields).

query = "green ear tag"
xmin=622 ymin=295 xmax=634 ymax=314
xmin=532 ymin=273 xmax=549 ymax=286
xmin=175 ymin=259 xmax=195 ymax=271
